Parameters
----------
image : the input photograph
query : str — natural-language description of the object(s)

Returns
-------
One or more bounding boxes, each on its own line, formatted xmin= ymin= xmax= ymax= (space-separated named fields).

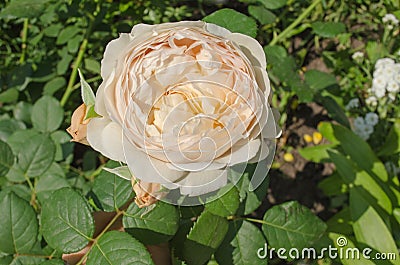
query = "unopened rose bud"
xmin=67 ymin=104 xmax=90 ymax=145
xmin=131 ymin=177 xmax=166 ymax=208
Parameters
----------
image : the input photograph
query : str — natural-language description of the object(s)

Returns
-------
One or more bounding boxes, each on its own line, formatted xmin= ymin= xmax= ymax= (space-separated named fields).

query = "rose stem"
xmin=19 ymin=18 xmax=29 ymax=64
xmin=60 ymin=14 xmax=95 ymax=107
xmin=269 ymin=0 xmax=322 ymax=46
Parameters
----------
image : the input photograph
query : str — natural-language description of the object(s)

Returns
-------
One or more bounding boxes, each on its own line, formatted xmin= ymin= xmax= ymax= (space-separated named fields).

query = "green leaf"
xmin=8 ymin=64 xmax=32 ymax=91
xmin=67 ymin=35 xmax=83 ymax=53
xmin=56 ymin=54 xmax=73 ymax=75
xmin=394 ymin=208 xmax=400 ymax=225
xmin=350 ymin=188 xmax=400 ymax=265
xmin=78 ymin=69 xmax=96 ymax=106
xmin=92 ymin=162 xmax=133 ymax=212
xmin=13 ymin=101 xmax=32 ymax=124
xmin=51 ymin=130 xmax=72 ymax=161
xmin=43 ymin=77 xmax=66 ymax=96
xmin=41 ymin=188 xmax=94 ymax=253
xmin=205 ymin=184 xmax=240 ymax=217
xmin=258 ymin=0 xmax=287 ymax=9
xmin=0 ymin=88 xmax=18 ymax=103
xmin=304 ymin=70 xmax=337 ymax=91
xmin=5 ymin=130 xmax=39 ymax=154
xmin=1 ymin=184 xmax=31 ymax=202
xmin=0 ymin=119 xmax=26 ymax=142
xmin=103 ymin=166 xmax=132 ymax=181
xmin=0 ymin=192 xmax=38 ymax=254
xmin=317 ymin=95 xmax=350 ymax=128
xmin=123 ymin=201 xmax=179 ymax=244
xmin=8 ymin=256 xmax=45 ymax=265
xmin=318 ymin=172 xmax=347 ymax=197
xmin=84 ymin=58 xmax=101 ymax=74
xmin=328 ymin=151 xmax=392 ymax=214
xmin=56 ymin=26 xmax=81 ymax=45
xmin=318 ymin=122 xmax=339 ymax=145
xmin=188 ymin=212 xmax=229 ymax=247
xmin=190 ymin=212 xmax=229 ymax=248
xmin=0 ymin=256 xmax=13 ymax=264
xmin=332 ymin=124 xmax=388 ymax=182
xmin=203 ymin=9 xmax=257 ymax=38
xmin=38 ymin=260 xmax=65 ymax=265
xmin=35 ymin=172 xmax=70 ymax=204
xmin=43 ymin=24 xmax=63 ymax=37
xmin=85 ymin=104 xmax=101 ymax=120
xmin=262 ymin=201 xmax=326 ymax=250
xmin=326 ymin=207 xmax=353 ymax=236
xmin=0 ymin=140 xmax=14 ymax=176
xmin=31 ymin=96 xmax=64 ymax=132
xmin=328 ymin=233 xmax=375 ymax=265
xmin=7 ymin=133 xmax=55 ymax=181
xmin=366 ymin=41 xmax=388 ymax=64
xmin=248 ymin=5 xmax=276 ymax=24
xmin=215 ymin=220 xmax=266 ymax=265
xmin=298 ymin=144 xmax=335 ymax=163
xmin=86 ymin=231 xmax=155 ymax=265
xmin=182 ymin=211 xmax=229 ymax=265
xmin=264 ymin=45 xmax=288 ymax=64
xmin=312 ymin=22 xmax=346 ymax=38
xmin=230 ymin=164 xmax=269 ymax=215
xmin=378 ymin=119 xmax=400 ymax=156
xmin=0 ymin=0 xmax=50 ymax=18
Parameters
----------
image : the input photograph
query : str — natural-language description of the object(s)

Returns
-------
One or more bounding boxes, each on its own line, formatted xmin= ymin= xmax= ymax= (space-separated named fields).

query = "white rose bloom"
xmin=387 ymin=80 xmax=400 ymax=93
xmin=365 ymin=112 xmax=379 ymax=126
xmin=86 ymin=21 xmax=280 ymax=199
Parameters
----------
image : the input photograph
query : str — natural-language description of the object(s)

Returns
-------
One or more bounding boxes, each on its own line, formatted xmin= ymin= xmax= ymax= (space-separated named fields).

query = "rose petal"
xmin=101 ymin=33 xmax=132 ymax=80
xmin=166 ymin=160 xmax=226 ymax=172
xmin=261 ymin=108 xmax=282 ymax=139
xmin=254 ymin=66 xmax=271 ymax=96
xmin=130 ymin=23 xmax=155 ymax=37
xmin=215 ymin=138 xmax=260 ymax=165
xmin=178 ymin=169 xmax=228 ymax=196
xmin=87 ymin=118 xmax=126 ymax=162
xmin=227 ymin=33 xmax=267 ymax=69
xmin=123 ymin=137 xmax=187 ymax=184
xmin=205 ymin=23 xmax=232 ymax=38
xmin=249 ymin=137 xmax=270 ymax=163
xmin=154 ymin=21 xmax=206 ymax=32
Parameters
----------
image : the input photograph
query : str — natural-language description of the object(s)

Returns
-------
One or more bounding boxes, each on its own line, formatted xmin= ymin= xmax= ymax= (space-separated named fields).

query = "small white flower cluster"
xmin=345 ymin=98 xmax=359 ymax=110
xmin=352 ymin=51 xmax=364 ymax=62
xmin=370 ymin=58 xmax=400 ymax=101
xmin=352 ymin=112 xmax=379 ymax=140
xmin=382 ymin=13 xmax=399 ymax=30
